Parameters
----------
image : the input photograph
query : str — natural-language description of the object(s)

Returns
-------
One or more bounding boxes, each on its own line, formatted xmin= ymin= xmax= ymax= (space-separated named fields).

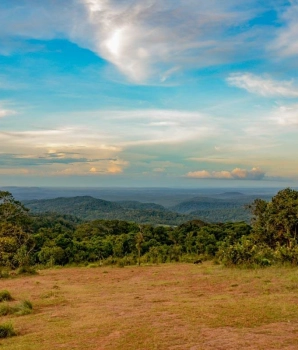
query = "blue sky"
xmin=1 ymin=0 xmax=298 ymax=187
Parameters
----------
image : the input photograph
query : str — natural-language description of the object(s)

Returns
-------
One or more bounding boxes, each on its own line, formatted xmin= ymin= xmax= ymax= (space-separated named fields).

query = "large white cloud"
xmin=0 ymin=0 xmax=275 ymax=82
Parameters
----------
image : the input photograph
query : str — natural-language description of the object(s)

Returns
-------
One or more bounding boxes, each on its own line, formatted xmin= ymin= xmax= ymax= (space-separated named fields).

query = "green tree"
xmin=250 ymin=188 xmax=298 ymax=248
xmin=136 ymin=226 xmax=144 ymax=266
xmin=0 ymin=191 xmax=33 ymax=268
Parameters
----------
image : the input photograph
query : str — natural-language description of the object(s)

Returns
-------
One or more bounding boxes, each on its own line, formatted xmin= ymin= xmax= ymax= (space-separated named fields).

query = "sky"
xmin=0 ymin=0 xmax=298 ymax=188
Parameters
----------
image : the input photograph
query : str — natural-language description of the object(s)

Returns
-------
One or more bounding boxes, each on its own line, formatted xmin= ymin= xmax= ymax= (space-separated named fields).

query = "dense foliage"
xmin=1 ymin=188 xmax=298 ymax=269
xmin=24 ymin=196 xmax=198 ymax=225
xmin=0 ymin=192 xmax=34 ymax=269
xmin=218 ymin=188 xmax=298 ymax=266
xmin=24 ymin=193 xmax=273 ymax=224
xmin=28 ymin=216 xmax=252 ymax=266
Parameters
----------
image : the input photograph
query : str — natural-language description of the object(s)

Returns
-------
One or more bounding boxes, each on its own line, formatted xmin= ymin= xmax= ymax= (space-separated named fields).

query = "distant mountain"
xmin=22 ymin=192 xmax=274 ymax=225
xmin=2 ymin=186 xmax=279 ymax=207
xmin=170 ymin=194 xmax=273 ymax=223
xmin=24 ymin=196 xmax=196 ymax=225
xmin=213 ymin=192 xmax=245 ymax=199
xmin=171 ymin=196 xmax=238 ymax=214
xmin=117 ymin=201 xmax=167 ymax=211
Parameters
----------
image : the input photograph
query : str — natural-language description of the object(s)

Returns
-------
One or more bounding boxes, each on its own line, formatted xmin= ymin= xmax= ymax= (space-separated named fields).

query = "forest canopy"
xmin=1 ymin=188 xmax=298 ymax=270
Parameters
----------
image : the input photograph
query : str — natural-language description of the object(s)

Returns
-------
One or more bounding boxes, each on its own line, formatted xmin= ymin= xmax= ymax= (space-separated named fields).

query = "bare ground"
xmin=1 ymin=263 xmax=298 ymax=349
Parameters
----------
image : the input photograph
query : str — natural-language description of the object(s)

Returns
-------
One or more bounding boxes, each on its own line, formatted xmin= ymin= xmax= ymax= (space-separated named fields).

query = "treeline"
xmin=1 ymin=188 xmax=298 ymax=269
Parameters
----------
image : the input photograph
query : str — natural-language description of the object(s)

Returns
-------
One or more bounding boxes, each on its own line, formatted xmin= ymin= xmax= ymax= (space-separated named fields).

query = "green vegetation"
xmin=0 ymin=299 xmax=33 ymax=316
xmin=0 ymin=288 xmax=33 ymax=316
xmin=218 ymin=188 xmax=298 ymax=266
xmin=24 ymin=196 xmax=196 ymax=225
xmin=0 ymin=323 xmax=16 ymax=338
xmin=12 ymin=300 xmax=33 ymax=316
xmin=0 ymin=290 xmax=13 ymax=302
xmin=1 ymin=188 xmax=298 ymax=269
xmin=0 ymin=191 xmax=34 ymax=269
xmin=171 ymin=193 xmax=272 ymax=223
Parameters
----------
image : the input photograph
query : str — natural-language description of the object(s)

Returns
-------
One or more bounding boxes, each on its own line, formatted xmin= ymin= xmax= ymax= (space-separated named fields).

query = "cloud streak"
xmin=272 ymin=104 xmax=298 ymax=127
xmin=0 ymin=103 xmax=16 ymax=118
xmin=271 ymin=0 xmax=298 ymax=57
xmin=187 ymin=167 xmax=266 ymax=180
xmin=227 ymin=73 xmax=298 ymax=97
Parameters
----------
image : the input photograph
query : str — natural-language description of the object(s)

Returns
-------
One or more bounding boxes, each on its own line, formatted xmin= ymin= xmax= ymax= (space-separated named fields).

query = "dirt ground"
xmin=1 ymin=263 xmax=298 ymax=350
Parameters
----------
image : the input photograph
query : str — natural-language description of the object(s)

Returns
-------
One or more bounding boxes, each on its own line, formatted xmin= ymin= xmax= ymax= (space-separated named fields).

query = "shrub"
xmin=217 ymin=237 xmax=276 ymax=267
xmin=0 ymin=268 xmax=9 ymax=279
xmin=16 ymin=266 xmax=37 ymax=275
xmin=0 ymin=290 xmax=13 ymax=302
xmin=0 ymin=323 xmax=16 ymax=338
xmin=117 ymin=260 xmax=125 ymax=268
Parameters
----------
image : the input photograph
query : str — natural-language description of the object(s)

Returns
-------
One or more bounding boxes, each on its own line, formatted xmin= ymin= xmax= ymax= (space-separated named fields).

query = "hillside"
xmin=170 ymin=193 xmax=272 ymax=223
xmin=24 ymin=196 xmax=196 ymax=225
xmin=24 ymin=192 xmax=273 ymax=224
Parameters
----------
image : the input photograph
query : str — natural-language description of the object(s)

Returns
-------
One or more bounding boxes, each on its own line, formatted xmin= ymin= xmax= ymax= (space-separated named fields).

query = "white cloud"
xmin=187 ymin=167 xmax=265 ymax=180
xmin=0 ymin=0 xmax=269 ymax=83
xmin=79 ymin=0 xmax=268 ymax=82
xmin=227 ymin=73 xmax=298 ymax=97
xmin=0 ymin=105 xmax=16 ymax=118
xmin=271 ymin=1 xmax=298 ymax=57
xmin=272 ymin=104 xmax=298 ymax=126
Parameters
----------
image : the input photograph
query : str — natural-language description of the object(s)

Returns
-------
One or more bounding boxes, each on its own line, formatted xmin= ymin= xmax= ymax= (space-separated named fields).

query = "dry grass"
xmin=1 ymin=263 xmax=298 ymax=349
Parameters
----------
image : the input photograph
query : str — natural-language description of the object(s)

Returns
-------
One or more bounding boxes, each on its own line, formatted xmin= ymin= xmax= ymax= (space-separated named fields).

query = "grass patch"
xmin=0 ymin=303 xmax=11 ymax=316
xmin=13 ymin=300 xmax=33 ymax=316
xmin=0 ymin=323 xmax=16 ymax=338
xmin=0 ymin=300 xmax=33 ymax=316
xmin=0 ymin=290 xmax=13 ymax=302
xmin=16 ymin=266 xmax=38 ymax=276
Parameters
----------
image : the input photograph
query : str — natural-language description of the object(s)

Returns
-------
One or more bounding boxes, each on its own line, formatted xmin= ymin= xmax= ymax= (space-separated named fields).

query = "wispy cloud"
xmin=227 ymin=73 xmax=298 ymax=97
xmin=0 ymin=0 xmax=274 ymax=83
xmin=272 ymin=104 xmax=298 ymax=126
xmin=187 ymin=167 xmax=266 ymax=180
xmin=271 ymin=1 xmax=298 ymax=57
xmin=0 ymin=125 xmax=127 ymax=175
xmin=0 ymin=103 xmax=16 ymax=118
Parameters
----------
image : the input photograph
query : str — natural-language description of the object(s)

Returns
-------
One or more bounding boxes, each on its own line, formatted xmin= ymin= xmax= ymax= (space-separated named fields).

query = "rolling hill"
xmin=24 ymin=196 xmax=195 ymax=225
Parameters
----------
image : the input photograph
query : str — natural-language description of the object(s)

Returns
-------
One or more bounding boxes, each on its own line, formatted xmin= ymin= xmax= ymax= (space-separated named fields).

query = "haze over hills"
xmin=170 ymin=192 xmax=272 ymax=223
xmin=24 ymin=196 xmax=196 ymax=225
xmin=2 ymin=186 xmax=279 ymax=206
xmin=21 ymin=189 xmax=276 ymax=225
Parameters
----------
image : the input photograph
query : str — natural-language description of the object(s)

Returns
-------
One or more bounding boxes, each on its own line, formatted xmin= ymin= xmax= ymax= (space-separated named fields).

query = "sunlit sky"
xmin=1 ymin=0 xmax=298 ymax=187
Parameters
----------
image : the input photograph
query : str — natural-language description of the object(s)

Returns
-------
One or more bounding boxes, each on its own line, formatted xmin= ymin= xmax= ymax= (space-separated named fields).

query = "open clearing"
xmin=1 ymin=263 xmax=298 ymax=349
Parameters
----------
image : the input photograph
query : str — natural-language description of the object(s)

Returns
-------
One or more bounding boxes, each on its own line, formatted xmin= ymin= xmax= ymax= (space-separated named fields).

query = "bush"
xmin=117 ymin=260 xmax=125 ymax=268
xmin=0 ymin=268 xmax=9 ymax=279
xmin=217 ymin=237 xmax=276 ymax=267
xmin=0 ymin=323 xmax=16 ymax=338
xmin=16 ymin=266 xmax=37 ymax=275
xmin=0 ymin=290 xmax=13 ymax=302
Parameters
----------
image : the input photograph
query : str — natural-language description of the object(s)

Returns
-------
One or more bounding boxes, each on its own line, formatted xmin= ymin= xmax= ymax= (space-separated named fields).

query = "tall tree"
xmin=0 ymin=191 xmax=33 ymax=268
